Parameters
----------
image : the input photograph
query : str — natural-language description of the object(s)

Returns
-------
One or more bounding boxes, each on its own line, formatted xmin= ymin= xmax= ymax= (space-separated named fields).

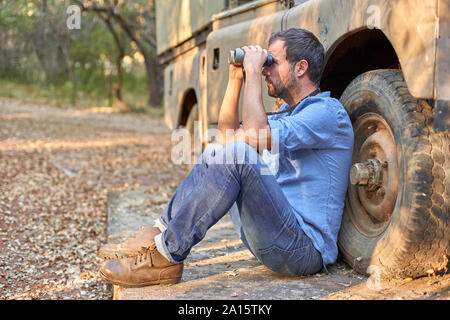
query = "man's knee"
xmin=197 ymin=143 xmax=223 ymax=165
xmin=199 ymin=141 xmax=259 ymax=166
xmin=223 ymin=141 xmax=259 ymax=165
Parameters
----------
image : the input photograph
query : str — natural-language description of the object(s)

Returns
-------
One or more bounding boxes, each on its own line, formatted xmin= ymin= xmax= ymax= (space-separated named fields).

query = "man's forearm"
xmin=218 ymin=79 xmax=242 ymax=134
xmin=242 ymin=70 xmax=268 ymax=130
xmin=240 ymin=70 xmax=272 ymax=150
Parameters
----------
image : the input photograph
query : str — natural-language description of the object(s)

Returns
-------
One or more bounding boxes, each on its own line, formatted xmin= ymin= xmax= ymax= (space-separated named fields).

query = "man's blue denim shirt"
xmin=262 ymin=91 xmax=354 ymax=271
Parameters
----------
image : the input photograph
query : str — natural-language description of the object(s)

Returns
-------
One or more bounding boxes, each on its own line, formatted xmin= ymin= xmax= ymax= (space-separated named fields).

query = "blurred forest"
xmin=0 ymin=0 xmax=163 ymax=112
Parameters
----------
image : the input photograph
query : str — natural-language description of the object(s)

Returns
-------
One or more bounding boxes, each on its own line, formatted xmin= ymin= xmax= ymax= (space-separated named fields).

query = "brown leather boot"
xmin=98 ymin=244 xmax=183 ymax=287
xmin=98 ymin=226 xmax=161 ymax=260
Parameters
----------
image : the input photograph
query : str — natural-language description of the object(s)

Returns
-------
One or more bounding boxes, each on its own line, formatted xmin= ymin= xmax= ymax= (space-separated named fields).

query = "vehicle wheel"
xmin=185 ymin=104 xmax=202 ymax=166
xmin=338 ymin=69 xmax=449 ymax=279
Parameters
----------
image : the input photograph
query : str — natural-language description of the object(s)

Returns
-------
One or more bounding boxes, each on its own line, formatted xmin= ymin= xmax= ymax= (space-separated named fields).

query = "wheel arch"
xmin=178 ymin=88 xmax=198 ymax=128
xmin=321 ymin=28 xmax=400 ymax=100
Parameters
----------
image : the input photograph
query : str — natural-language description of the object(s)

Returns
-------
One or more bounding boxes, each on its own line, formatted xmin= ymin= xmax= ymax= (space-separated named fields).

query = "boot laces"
xmin=133 ymin=244 xmax=156 ymax=267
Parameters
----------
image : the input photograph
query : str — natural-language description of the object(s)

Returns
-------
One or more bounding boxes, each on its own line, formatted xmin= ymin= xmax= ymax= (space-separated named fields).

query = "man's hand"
xmin=228 ymin=63 xmax=244 ymax=82
xmin=242 ymin=45 xmax=268 ymax=74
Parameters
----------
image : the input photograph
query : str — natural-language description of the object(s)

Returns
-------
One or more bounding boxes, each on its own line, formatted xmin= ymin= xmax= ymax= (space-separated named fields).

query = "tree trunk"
xmin=112 ymin=14 xmax=163 ymax=106
xmin=102 ymin=15 xmax=125 ymax=106
xmin=142 ymin=49 xmax=163 ymax=106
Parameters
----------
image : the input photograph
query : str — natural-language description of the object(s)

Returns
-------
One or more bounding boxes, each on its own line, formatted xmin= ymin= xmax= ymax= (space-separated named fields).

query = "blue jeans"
xmin=155 ymin=141 xmax=323 ymax=276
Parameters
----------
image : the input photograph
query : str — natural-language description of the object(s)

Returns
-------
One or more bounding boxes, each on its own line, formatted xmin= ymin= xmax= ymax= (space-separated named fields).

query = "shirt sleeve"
xmin=268 ymin=102 xmax=337 ymax=151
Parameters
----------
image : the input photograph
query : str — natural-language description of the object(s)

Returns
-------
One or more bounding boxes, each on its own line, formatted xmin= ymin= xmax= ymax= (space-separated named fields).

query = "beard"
xmin=265 ymin=72 xmax=296 ymax=100
xmin=266 ymin=79 xmax=286 ymax=98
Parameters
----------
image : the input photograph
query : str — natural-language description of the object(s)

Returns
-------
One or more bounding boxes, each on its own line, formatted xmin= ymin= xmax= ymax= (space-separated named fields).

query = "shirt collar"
xmin=280 ymin=91 xmax=330 ymax=115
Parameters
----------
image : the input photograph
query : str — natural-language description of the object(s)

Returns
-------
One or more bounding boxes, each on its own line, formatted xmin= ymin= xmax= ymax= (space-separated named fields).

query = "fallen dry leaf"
xmin=0 ymin=98 xmax=189 ymax=300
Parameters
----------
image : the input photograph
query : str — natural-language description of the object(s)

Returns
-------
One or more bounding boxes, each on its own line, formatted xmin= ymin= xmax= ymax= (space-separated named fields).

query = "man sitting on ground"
xmin=97 ymin=28 xmax=354 ymax=287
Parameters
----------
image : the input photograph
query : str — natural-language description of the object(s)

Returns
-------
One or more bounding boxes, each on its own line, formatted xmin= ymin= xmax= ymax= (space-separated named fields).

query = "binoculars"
xmin=228 ymin=48 xmax=273 ymax=67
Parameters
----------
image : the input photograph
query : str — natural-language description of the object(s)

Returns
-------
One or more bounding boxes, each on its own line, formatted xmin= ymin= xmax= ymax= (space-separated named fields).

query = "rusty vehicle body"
xmin=155 ymin=0 xmax=449 ymax=278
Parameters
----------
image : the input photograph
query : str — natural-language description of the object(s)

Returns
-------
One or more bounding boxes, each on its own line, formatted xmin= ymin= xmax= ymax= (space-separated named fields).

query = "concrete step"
xmin=105 ymin=190 xmax=367 ymax=300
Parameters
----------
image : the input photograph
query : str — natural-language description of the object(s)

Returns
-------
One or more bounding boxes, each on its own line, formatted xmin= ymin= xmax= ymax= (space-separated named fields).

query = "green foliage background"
xmin=0 ymin=0 xmax=159 ymax=112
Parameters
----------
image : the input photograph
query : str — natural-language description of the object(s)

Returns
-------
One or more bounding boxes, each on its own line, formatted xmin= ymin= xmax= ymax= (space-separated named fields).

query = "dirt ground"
xmin=0 ymin=98 xmax=188 ymax=299
xmin=0 ymin=98 xmax=448 ymax=300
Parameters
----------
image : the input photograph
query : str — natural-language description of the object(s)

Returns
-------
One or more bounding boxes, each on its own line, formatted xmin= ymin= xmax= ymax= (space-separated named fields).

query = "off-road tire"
xmin=338 ymin=69 xmax=449 ymax=279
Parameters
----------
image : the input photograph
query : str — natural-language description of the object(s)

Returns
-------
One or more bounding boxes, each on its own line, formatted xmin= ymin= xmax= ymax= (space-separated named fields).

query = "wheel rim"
xmin=347 ymin=112 xmax=399 ymax=237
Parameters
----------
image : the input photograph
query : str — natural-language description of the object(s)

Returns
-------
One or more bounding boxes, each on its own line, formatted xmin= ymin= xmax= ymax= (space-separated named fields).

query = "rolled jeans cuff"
xmin=153 ymin=217 xmax=178 ymax=263
xmin=153 ymin=217 xmax=168 ymax=232
xmin=154 ymin=233 xmax=178 ymax=264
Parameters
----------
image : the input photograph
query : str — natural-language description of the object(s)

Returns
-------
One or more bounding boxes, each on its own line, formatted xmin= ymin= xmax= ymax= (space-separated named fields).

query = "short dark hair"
xmin=269 ymin=28 xmax=325 ymax=85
